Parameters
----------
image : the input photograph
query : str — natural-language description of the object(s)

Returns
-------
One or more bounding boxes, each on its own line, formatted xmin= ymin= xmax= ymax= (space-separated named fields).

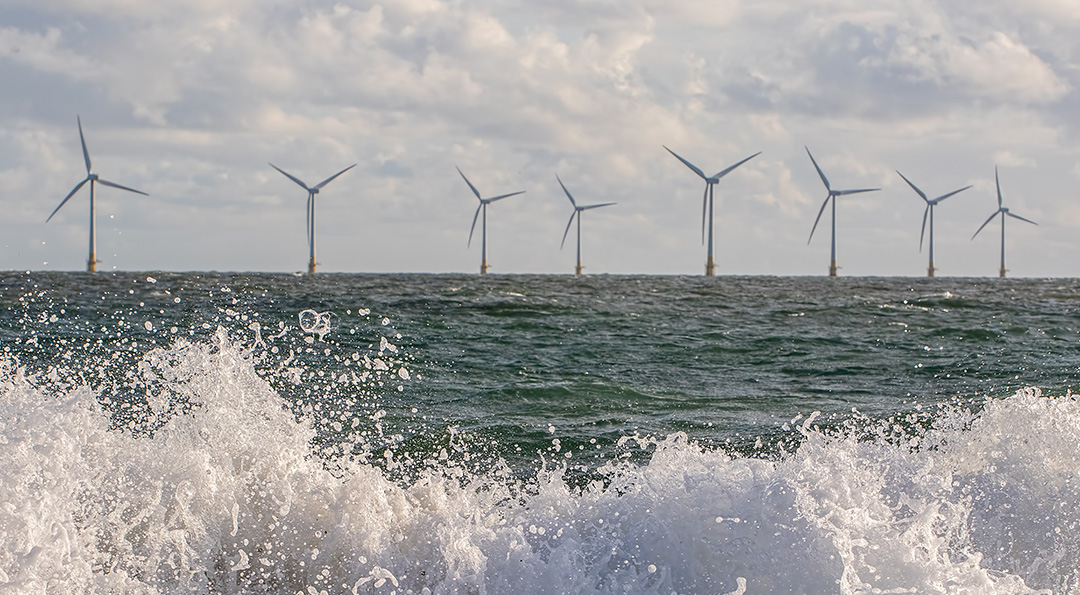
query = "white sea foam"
xmin=0 ymin=333 xmax=1077 ymax=594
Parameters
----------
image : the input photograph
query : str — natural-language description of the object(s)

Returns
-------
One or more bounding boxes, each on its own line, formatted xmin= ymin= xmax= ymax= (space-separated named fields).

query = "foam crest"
xmin=0 ymin=333 xmax=1077 ymax=593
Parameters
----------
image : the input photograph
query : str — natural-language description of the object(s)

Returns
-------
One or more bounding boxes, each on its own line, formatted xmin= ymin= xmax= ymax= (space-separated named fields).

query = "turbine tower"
xmin=896 ymin=171 xmax=971 ymax=278
xmin=971 ymin=167 xmax=1037 ymax=278
xmin=557 ymin=175 xmax=615 ymax=275
xmin=805 ymin=147 xmax=880 ymax=277
xmin=458 ymin=167 xmax=524 ymax=274
xmin=270 ymin=162 xmax=356 ymax=274
xmin=47 ymin=116 xmax=148 ymax=272
xmin=664 ymin=146 xmax=760 ymax=276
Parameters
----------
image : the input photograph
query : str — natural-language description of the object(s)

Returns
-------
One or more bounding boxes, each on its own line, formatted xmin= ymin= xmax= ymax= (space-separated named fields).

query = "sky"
xmin=1 ymin=0 xmax=1078 ymax=276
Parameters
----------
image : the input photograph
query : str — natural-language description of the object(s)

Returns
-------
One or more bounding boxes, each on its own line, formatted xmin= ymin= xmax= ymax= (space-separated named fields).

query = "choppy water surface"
xmin=2 ymin=272 xmax=1080 ymax=593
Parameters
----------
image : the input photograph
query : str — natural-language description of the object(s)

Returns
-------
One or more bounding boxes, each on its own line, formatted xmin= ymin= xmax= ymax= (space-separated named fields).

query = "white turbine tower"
xmin=270 ymin=162 xmax=356 ymax=274
xmin=805 ymin=147 xmax=880 ymax=277
xmin=664 ymin=146 xmax=760 ymax=276
xmin=556 ymin=175 xmax=615 ymax=275
xmin=896 ymin=171 xmax=971 ymax=278
xmin=47 ymin=116 xmax=148 ymax=272
xmin=458 ymin=167 xmax=524 ymax=274
xmin=971 ymin=167 xmax=1037 ymax=278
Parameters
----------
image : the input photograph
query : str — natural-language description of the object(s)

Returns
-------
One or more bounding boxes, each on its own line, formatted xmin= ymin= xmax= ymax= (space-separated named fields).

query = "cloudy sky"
xmin=1 ymin=0 xmax=1078 ymax=276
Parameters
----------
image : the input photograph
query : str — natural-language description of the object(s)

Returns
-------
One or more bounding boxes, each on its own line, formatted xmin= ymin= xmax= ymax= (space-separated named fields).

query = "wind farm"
xmin=663 ymin=146 xmax=760 ymax=276
xmin=896 ymin=171 xmax=972 ymax=278
xmin=805 ymin=147 xmax=881 ymax=277
xmin=269 ymin=162 xmax=356 ymax=274
xmin=458 ymin=166 xmax=525 ymax=275
xmin=25 ymin=119 xmax=1060 ymax=278
xmin=46 ymin=116 xmax=148 ymax=272
xmin=972 ymin=168 xmax=1038 ymax=278
xmin=556 ymin=175 xmax=616 ymax=276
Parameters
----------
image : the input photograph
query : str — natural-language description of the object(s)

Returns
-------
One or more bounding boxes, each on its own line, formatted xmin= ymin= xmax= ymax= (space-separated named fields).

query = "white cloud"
xmin=1 ymin=0 xmax=1079 ymax=275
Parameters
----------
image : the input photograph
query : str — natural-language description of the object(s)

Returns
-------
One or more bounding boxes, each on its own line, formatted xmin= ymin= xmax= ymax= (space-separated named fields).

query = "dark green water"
xmin=5 ymin=272 xmax=1080 ymax=463
xmin=4 ymin=272 xmax=1080 ymax=593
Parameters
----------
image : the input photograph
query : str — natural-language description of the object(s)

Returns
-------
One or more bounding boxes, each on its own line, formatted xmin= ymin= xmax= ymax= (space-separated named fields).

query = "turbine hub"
xmin=312 ymin=188 xmax=320 ymax=195
xmin=89 ymin=173 xmax=99 ymax=181
xmin=1002 ymin=207 xmax=1009 ymax=213
xmin=706 ymin=177 xmax=719 ymax=184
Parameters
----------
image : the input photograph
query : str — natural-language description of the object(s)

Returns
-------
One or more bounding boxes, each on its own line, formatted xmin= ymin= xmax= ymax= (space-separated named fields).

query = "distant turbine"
xmin=457 ymin=167 xmax=524 ymax=274
xmin=805 ymin=147 xmax=880 ymax=277
xmin=556 ymin=175 xmax=615 ymax=275
xmin=664 ymin=146 xmax=760 ymax=276
xmin=270 ymin=162 xmax=356 ymax=274
xmin=971 ymin=167 xmax=1037 ymax=278
xmin=47 ymin=116 xmax=148 ymax=272
xmin=896 ymin=171 xmax=972 ymax=278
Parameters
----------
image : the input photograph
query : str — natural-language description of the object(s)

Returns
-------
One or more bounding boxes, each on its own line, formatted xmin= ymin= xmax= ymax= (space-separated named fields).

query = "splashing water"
xmin=1 ymin=325 xmax=1078 ymax=593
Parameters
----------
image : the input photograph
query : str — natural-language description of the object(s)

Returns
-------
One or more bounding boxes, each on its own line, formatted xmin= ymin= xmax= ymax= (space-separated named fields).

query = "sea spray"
xmin=1 ymin=329 xmax=1078 ymax=592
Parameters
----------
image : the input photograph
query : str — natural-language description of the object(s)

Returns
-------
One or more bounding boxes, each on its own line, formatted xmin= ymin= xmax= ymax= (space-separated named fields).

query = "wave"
xmin=0 ymin=331 xmax=1077 ymax=594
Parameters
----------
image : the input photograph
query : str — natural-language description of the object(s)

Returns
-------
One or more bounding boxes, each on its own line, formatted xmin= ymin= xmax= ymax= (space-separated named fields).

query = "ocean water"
xmin=1 ymin=272 xmax=1080 ymax=594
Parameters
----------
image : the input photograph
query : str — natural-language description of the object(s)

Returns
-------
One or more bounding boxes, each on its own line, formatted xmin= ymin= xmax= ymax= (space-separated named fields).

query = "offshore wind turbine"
xmin=971 ymin=167 xmax=1037 ymax=278
xmin=556 ymin=175 xmax=615 ymax=275
xmin=47 ymin=116 xmax=148 ymax=272
xmin=896 ymin=171 xmax=972 ymax=278
xmin=805 ymin=147 xmax=880 ymax=277
xmin=458 ymin=167 xmax=524 ymax=274
xmin=270 ymin=162 xmax=356 ymax=274
xmin=664 ymin=146 xmax=760 ymax=276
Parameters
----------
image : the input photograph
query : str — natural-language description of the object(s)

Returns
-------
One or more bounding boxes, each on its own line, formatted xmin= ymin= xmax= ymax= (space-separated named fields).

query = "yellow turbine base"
xmin=705 ymin=257 xmax=715 ymax=277
xmin=928 ymin=263 xmax=935 ymax=278
xmin=575 ymin=262 xmax=583 ymax=276
xmin=829 ymin=260 xmax=838 ymax=277
xmin=308 ymin=259 xmax=317 ymax=275
xmin=87 ymin=254 xmax=98 ymax=273
xmin=999 ymin=265 xmax=1007 ymax=279
xmin=481 ymin=260 xmax=489 ymax=275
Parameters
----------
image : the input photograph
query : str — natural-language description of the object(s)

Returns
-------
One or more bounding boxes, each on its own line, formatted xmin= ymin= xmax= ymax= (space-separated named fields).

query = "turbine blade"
xmin=47 ymin=178 xmax=89 ymax=222
xmin=560 ymin=212 xmax=576 ymax=249
xmin=971 ymin=210 xmax=1000 ymax=240
xmin=932 ymin=185 xmax=973 ymax=204
xmin=919 ymin=204 xmax=929 ymax=252
xmin=580 ymin=202 xmax=616 ymax=211
xmin=270 ymin=163 xmax=312 ymax=192
xmin=313 ymin=163 xmax=357 ymax=190
xmin=486 ymin=190 xmax=525 ymax=203
xmin=712 ymin=151 xmax=761 ymax=179
xmin=468 ymin=203 xmax=482 ymax=247
xmin=1006 ymin=211 xmax=1038 ymax=226
xmin=701 ymin=184 xmax=709 ymax=244
xmin=808 ymin=195 xmax=831 ymax=244
xmin=995 ymin=167 xmax=1003 ymax=208
xmin=76 ymin=115 xmax=93 ymax=175
xmin=556 ymin=174 xmax=576 ymax=206
xmin=96 ymin=178 xmax=149 ymax=196
xmin=457 ymin=166 xmax=482 ymax=200
xmin=805 ymin=147 xmax=831 ymax=191
xmin=895 ymin=170 xmax=928 ymax=202
xmin=835 ymin=188 xmax=880 ymax=196
xmin=663 ymin=146 xmax=707 ymax=180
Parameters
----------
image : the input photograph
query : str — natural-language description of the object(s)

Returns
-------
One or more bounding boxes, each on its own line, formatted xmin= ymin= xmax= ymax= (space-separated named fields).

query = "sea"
xmin=1 ymin=271 xmax=1079 ymax=594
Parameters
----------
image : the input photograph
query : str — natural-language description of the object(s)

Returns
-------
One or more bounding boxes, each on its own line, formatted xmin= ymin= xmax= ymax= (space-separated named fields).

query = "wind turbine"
xmin=457 ymin=167 xmax=524 ymax=274
xmin=47 ymin=116 xmax=148 ymax=272
xmin=664 ymin=146 xmax=760 ymax=276
xmin=805 ymin=147 xmax=880 ymax=277
xmin=971 ymin=167 xmax=1037 ymax=278
xmin=270 ymin=162 xmax=356 ymax=274
xmin=556 ymin=175 xmax=615 ymax=275
xmin=896 ymin=171 xmax=971 ymax=278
